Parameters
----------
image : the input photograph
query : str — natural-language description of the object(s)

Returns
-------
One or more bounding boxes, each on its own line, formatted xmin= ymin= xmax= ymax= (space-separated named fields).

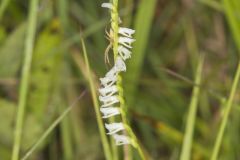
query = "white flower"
xmin=100 ymin=74 xmax=117 ymax=87
xmin=100 ymin=107 xmax=120 ymax=118
xmin=105 ymin=123 xmax=125 ymax=135
xmin=115 ymin=56 xmax=126 ymax=72
xmin=118 ymin=45 xmax=131 ymax=60
xmin=119 ymin=27 xmax=135 ymax=37
xmin=101 ymin=3 xmax=113 ymax=10
xmin=105 ymin=57 xmax=126 ymax=77
xmin=106 ymin=66 xmax=118 ymax=78
xmin=113 ymin=134 xmax=131 ymax=145
xmin=100 ymin=95 xmax=119 ymax=107
xmin=99 ymin=95 xmax=118 ymax=103
xmin=119 ymin=37 xmax=135 ymax=48
xmin=99 ymin=85 xmax=118 ymax=97
xmin=119 ymin=17 xmax=122 ymax=24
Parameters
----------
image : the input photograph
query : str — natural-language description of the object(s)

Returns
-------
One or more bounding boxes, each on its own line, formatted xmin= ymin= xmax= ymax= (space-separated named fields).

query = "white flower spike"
xmin=105 ymin=123 xmax=125 ymax=135
xmin=100 ymin=107 xmax=120 ymax=118
xmin=118 ymin=45 xmax=131 ymax=60
xmin=119 ymin=27 xmax=135 ymax=37
xmin=113 ymin=134 xmax=131 ymax=145
xmin=100 ymin=1 xmax=136 ymax=146
xmin=101 ymin=3 xmax=113 ymax=10
xmin=119 ymin=37 xmax=135 ymax=48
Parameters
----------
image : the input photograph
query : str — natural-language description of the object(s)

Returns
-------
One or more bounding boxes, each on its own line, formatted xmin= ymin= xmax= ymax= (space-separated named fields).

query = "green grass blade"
xmin=11 ymin=1 xmax=39 ymax=159
xmin=124 ymin=0 xmax=157 ymax=107
xmin=209 ymin=1 xmax=240 ymax=159
xmin=180 ymin=55 xmax=204 ymax=160
xmin=57 ymin=0 xmax=70 ymax=32
xmin=210 ymin=61 xmax=240 ymax=160
xmin=198 ymin=0 xmax=223 ymax=11
xmin=21 ymin=91 xmax=86 ymax=160
xmin=81 ymin=38 xmax=112 ymax=160
xmin=0 ymin=0 xmax=11 ymax=20
xmin=60 ymin=104 xmax=73 ymax=160
xmin=222 ymin=0 xmax=240 ymax=52
xmin=0 ymin=23 xmax=26 ymax=78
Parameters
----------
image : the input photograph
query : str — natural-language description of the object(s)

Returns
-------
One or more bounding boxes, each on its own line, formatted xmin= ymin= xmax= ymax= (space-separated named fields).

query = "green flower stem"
xmin=111 ymin=1 xmax=146 ymax=159
xmin=210 ymin=61 xmax=240 ymax=160
xmin=110 ymin=1 xmax=120 ymax=159
xmin=112 ymin=0 xmax=119 ymax=61
xmin=125 ymin=125 xmax=146 ymax=160
xmin=111 ymin=1 xmax=124 ymax=159
xmin=11 ymin=1 xmax=39 ymax=160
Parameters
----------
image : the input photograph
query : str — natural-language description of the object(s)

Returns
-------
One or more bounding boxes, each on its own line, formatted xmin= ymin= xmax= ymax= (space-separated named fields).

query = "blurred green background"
xmin=0 ymin=0 xmax=240 ymax=159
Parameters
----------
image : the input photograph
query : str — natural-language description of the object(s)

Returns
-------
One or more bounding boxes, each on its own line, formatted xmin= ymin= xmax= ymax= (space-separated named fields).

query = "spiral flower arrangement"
xmin=99 ymin=1 xmax=135 ymax=146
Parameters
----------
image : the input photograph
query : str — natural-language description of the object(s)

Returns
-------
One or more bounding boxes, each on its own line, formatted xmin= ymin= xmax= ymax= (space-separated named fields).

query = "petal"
xmin=118 ymin=45 xmax=131 ymax=60
xmin=101 ymin=3 xmax=113 ymax=9
xmin=106 ymin=66 xmax=118 ymax=78
xmin=100 ymin=96 xmax=119 ymax=107
xmin=119 ymin=37 xmax=135 ymax=48
xmin=115 ymin=56 xmax=126 ymax=72
xmin=100 ymin=107 xmax=120 ymax=118
xmin=100 ymin=74 xmax=117 ymax=87
xmin=119 ymin=27 xmax=135 ymax=37
xmin=105 ymin=123 xmax=125 ymax=135
xmin=99 ymin=85 xmax=118 ymax=97
xmin=113 ymin=134 xmax=131 ymax=145
xmin=99 ymin=95 xmax=118 ymax=103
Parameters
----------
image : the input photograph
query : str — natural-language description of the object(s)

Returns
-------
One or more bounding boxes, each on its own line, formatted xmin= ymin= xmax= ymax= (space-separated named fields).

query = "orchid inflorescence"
xmin=99 ymin=2 xmax=135 ymax=146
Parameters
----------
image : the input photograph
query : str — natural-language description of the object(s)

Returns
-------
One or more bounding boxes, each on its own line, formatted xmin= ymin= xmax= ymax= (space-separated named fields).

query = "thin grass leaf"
xmin=210 ymin=1 xmax=240 ymax=159
xmin=198 ymin=0 xmax=223 ymax=11
xmin=210 ymin=61 xmax=240 ymax=160
xmin=222 ymin=0 xmax=240 ymax=52
xmin=0 ymin=23 xmax=26 ymax=78
xmin=124 ymin=0 xmax=157 ymax=107
xmin=21 ymin=91 xmax=86 ymax=160
xmin=81 ymin=38 xmax=112 ymax=160
xmin=180 ymin=55 xmax=204 ymax=160
xmin=11 ymin=1 xmax=39 ymax=159
xmin=0 ymin=0 xmax=11 ymax=20
xmin=59 ymin=104 xmax=73 ymax=160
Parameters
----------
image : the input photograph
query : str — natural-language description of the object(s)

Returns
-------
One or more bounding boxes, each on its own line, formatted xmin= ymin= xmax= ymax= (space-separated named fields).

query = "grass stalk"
xmin=111 ymin=0 xmax=146 ymax=159
xmin=21 ymin=91 xmax=86 ymax=160
xmin=60 ymin=105 xmax=73 ymax=160
xmin=180 ymin=55 xmax=204 ymax=160
xmin=210 ymin=61 xmax=240 ymax=160
xmin=112 ymin=0 xmax=119 ymax=61
xmin=0 ymin=0 xmax=10 ymax=20
xmin=11 ymin=1 xmax=39 ymax=160
xmin=222 ymin=0 xmax=240 ymax=51
xmin=124 ymin=0 xmax=157 ymax=107
xmin=57 ymin=0 xmax=69 ymax=32
xmin=198 ymin=0 xmax=223 ymax=11
xmin=81 ymin=38 xmax=112 ymax=160
xmin=110 ymin=1 xmax=120 ymax=159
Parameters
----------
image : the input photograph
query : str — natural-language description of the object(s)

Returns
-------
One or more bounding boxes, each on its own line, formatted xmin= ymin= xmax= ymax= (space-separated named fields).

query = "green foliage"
xmin=28 ymin=20 xmax=63 ymax=119
xmin=0 ymin=23 xmax=25 ymax=78
xmin=0 ymin=0 xmax=240 ymax=159
xmin=124 ymin=0 xmax=157 ymax=107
